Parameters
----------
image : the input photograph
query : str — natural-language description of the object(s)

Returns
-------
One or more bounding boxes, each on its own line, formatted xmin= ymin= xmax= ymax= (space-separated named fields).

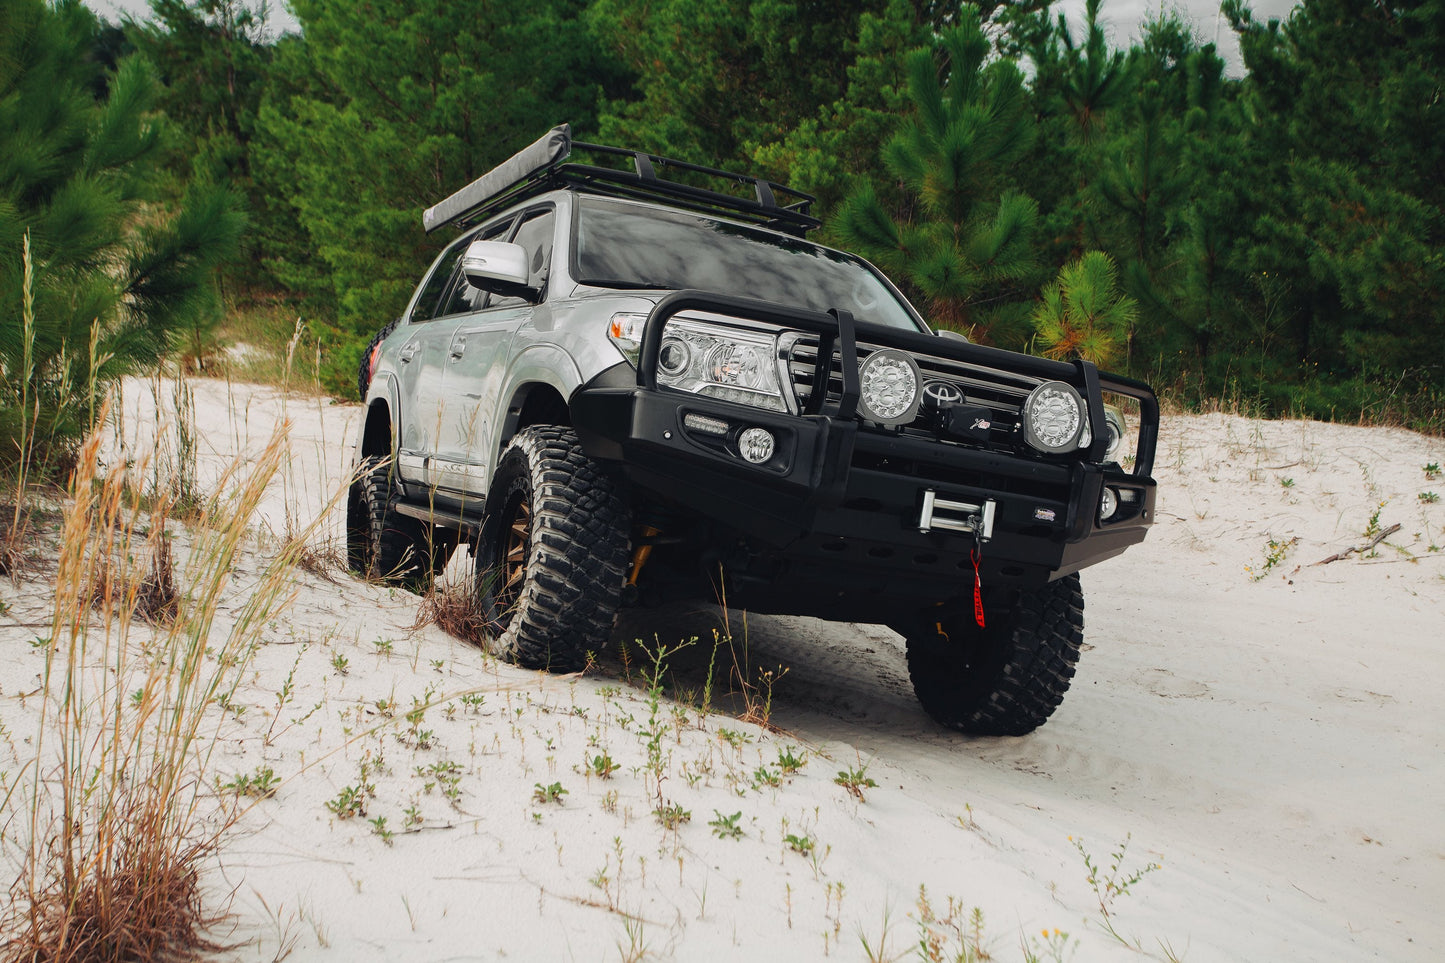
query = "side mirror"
xmin=460 ymin=240 xmax=539 ymax=302
xmin=936 ymin=329 xmax=969 ymax=344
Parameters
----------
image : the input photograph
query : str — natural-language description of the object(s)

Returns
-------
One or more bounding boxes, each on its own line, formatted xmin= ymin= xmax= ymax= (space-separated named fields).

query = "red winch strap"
xmin=971 ymin=547 xmax=985 ymax=628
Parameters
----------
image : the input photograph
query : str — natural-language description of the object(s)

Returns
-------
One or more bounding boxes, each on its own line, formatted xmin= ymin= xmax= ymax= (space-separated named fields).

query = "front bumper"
xmin=571 ymin=291 xmax=1157 ymax=597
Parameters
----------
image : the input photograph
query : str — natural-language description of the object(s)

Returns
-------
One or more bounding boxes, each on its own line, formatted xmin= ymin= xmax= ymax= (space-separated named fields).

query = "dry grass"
xmin=413 ymin=578 xmax=493 ymax=647
xmin=1 ymin=407 xmax=320 ymax=963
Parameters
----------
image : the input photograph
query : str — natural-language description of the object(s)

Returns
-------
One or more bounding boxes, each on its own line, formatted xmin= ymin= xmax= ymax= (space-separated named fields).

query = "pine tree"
xmin=832 ymin=7 xmax=1041 ymax=341
xmin=1032 ymin=251 xmax=1137 ymax=367
xmin=0 ymin=0 xmax=242 ymax=467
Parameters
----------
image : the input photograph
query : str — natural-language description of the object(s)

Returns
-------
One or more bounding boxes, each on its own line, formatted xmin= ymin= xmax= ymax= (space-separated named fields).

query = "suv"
xmin=349 ymin=125 xmax=1158 ymax=735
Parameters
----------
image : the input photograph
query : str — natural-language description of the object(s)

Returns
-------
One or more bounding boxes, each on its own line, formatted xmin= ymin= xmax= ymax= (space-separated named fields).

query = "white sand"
xmin=2 ymin=379 xmax=1441 ymax=962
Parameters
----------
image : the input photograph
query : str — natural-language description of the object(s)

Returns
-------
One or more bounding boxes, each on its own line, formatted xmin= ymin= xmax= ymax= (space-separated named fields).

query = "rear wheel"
xmin=349 ymin=456 xmax=435 ymax=590
xmin=474 ymin=426 xmax=630 ymax=671
xmin=903 ymin=574 xmax=1084 ymax=735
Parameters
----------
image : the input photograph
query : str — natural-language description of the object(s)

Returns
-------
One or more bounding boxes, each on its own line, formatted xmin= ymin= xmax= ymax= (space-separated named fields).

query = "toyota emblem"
xmin=922 ymin=380 xmax=964 ymax=408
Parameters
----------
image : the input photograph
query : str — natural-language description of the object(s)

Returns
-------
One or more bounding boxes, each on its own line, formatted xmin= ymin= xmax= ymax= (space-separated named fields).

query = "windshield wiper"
xmin=579 ymin=277 xmax=675 ymax=291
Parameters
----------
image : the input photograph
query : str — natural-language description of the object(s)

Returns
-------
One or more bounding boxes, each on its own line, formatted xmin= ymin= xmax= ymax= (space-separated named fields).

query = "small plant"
xmin=403 ymin=804 xmax=423 ymax=829
xmin=717 ymin=728 xmax=752 ymax=749
xmin=655 ymin=801 xmax=692 ymax=829
xmin=1024 ymin=927 xmax=1078 ymax=963
xmin=372 ymin=638 xmax=395 ymax=657
xmin=331 ymin=652 xmax=350 ymax=675
xmin=1364 ymin=500 xmax=1387 ymax=539
xmin=835 ymin=763 xmax=879 ymax=801
xmin=775 ymin=745 xmax=807 ymax=773
xmin=369 ymin=815 xmax=394 ymax=846
xmin=1420 ymin=491 xmax=1440 ymax=504
xmin=1071 ymin=834 xmax=1161 ymax=946
xmin=1247 ymin=535 xmax=1298 ymax=581
xmin=459 ymin=692 xmax=485 ymax=712
xmin=783 ymin=832 xmax=814 ymax=856
xmin=1278 ymin=476 xmax=1294 ymax=489
xmin=325 ymin=783 xmax=371 ymax=820
xmin=219 ymin=766 xmax=279 ymax=799
xmin=752 ymin=765 xmax=782 ymax=790
xmin=709 ymin=810 xmax=743 ymax=840
xmin=1425 ymin=461 xmax=1441 ymax=480
xmin=533 ymin=781 xmax=568 ymax=805
xmin=590 ymin=752 xmax=619 ymax=779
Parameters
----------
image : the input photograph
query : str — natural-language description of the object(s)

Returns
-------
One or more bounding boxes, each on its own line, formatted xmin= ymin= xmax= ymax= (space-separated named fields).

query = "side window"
xmin=408 ymin=240 xmax=468 ymax=323
xmin=487 ymin=208 xmax=555 ymax=310
xmin=439 ymin=217 xmax=515 ymax=318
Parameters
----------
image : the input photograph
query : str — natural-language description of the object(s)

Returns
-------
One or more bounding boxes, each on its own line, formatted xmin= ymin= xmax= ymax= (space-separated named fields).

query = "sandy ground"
xmin=2 ymin=377 xmax=1442 ymax=962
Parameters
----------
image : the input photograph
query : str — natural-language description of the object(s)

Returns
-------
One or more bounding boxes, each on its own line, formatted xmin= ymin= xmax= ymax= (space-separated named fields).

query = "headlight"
xmin=1103 ymin=407 xmax=1125 ymax=460
xmin=655 ymin=318 xmax=787 ymax=412
xmin=1022 ymin=381 xmax=1085 ymax=453
xmin=857 ymin=348 xmax=921 ymax=426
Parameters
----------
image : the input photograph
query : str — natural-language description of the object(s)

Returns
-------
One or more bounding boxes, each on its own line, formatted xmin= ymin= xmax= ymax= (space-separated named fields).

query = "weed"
xmin=372 ymin=638 xmax=395 ymax=657
xmin=403 ymin=805 xmax=423 ymax=829
xmin=718 ymin=728 xmax=752 ymax=749
xmin=753 ymin=765 xmax=782 ymax=790
xmin=331 ymin=652 xmax=350 ymax=675
xmin=1247 ymin=535 xmax=1298 ymax=581
xmin=835 ymin=762 xmax=879 ymax=801
xmin=590 ymin=753 xmax=619 ymax=779
xmin=1278 ymin=476 xmax=1294 ymax=489
xmin=1425 ymin=461 xmax=1442 ymax=480
xmin=709 ymin=810 xmax=744 ymax=840
xmin=533 ymin=781 xmax=568 ymax=805
xmin=1023 ymin=927 xmax=1078 ymax=963
xmin=654 ymin=801 xmax=692 ymax=829
xmin=914 ymin=887 xmax=992 ymax=963
xmin=1071 ymin=834 xmax=1162 ymax=946
xmin=1420 ymin=491 xmax=1440 ymax=504
xmin=326 ymin=784 xmax=371 ymax=820
xmin=784 ymin=832 xmax=814 ymax=856
xmin=1364 ymin=500 xmax=1387 ymax=539
xmin=369 ymin=815 xmax=394 ymax=846
xmin=219 ymin=766 xmax=279 ymax=799
xmin=459 ymin=692 xmax=485 ymax=713
xmin=776 ymin=745 xmax=807 ymax=773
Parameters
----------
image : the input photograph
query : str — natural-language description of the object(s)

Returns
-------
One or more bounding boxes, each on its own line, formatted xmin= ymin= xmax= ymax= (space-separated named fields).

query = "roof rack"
xmin=422 ymin=124 xmax=820 ymax=238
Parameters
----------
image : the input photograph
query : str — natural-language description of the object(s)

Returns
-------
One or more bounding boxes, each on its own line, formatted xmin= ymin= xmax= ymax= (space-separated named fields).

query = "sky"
xmin=86 ymin=0 xmax=1303 ymax=75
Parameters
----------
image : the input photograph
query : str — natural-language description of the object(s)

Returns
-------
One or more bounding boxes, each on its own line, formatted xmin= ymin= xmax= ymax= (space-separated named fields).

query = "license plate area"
xmin=918 ymin=490 xmax=996 ymax=540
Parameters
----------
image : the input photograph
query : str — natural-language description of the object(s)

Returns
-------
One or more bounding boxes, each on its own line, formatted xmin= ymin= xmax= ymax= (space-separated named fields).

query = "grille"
xmin=784 ymin=335 xmax=1044 ymax=450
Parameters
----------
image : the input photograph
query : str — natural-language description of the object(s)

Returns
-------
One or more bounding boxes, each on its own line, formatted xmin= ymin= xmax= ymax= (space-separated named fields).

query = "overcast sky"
xmin=86 ymin=0 xmax=1302 ymax=75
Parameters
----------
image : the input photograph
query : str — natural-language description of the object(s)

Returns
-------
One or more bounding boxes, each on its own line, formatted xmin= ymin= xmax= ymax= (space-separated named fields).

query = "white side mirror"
xmin=460 ymin=240 xmax=530 ymax=288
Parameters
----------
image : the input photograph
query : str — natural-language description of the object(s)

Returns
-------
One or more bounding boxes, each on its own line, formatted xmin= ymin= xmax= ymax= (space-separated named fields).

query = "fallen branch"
xmin=1311 ymin=523 xmax=1401 ymax=566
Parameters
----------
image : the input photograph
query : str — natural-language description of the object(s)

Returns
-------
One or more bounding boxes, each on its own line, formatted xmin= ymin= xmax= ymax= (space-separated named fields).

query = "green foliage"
xmin=1 ymin=0 xmax=241 ymax=469
xmin=1033 ymin=251 xmax=1137 ymax=367
xmin=833 ymin=8 xmax=1041 ymax=340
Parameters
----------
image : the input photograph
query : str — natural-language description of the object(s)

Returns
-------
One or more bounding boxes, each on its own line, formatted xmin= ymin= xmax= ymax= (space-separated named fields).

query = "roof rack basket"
xmin=423 ymin=124 xmax=820 ymax=238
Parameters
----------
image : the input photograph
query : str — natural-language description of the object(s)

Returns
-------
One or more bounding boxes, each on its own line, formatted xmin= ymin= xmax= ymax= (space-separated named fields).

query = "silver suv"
xmin=348 ymin=125 xmax=1159 ymax=735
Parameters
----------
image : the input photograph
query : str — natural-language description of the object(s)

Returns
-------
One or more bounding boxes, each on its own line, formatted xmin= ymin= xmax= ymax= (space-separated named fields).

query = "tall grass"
xmin=1 ymin=407 xmax=318 ymax=962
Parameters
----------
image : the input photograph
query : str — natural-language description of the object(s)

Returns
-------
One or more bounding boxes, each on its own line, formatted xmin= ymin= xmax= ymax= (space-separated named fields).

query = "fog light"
xmin=1100 ymin=486 xmax=1119 ymax=520
xmin=738 ymin=427 xmax=775 ymax=464
xmin=683 ymin=412 xmax=729 ymax=436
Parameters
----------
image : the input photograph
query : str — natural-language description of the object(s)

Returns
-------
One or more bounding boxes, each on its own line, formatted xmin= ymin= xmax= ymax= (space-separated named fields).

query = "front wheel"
xmin=902 ymin=574 xmax=1084 ymax=736
xmin=474 ymin=426 xmax=630 ymax=671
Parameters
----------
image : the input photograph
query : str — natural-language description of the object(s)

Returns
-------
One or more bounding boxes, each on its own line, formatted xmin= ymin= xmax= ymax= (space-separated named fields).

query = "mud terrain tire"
xmin=349 ymin=456 xmax=434 ymax=589
xmin=904 ymin=574 xmax=1084 ymax=736
xmin=475 ymin=426 xmax=630 ymax=671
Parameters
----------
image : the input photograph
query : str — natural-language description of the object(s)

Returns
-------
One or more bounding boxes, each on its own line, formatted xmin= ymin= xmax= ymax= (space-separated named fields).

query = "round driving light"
xmin=737 ymin=427 xmax=775 ymax=464
xmin=1100 ymin=486 xmax=1119 ymax=521
xmin=857 ymin=348 xmax=921 ymax=426
xmin=1023 ymin=381 xmax=1085 ymax=452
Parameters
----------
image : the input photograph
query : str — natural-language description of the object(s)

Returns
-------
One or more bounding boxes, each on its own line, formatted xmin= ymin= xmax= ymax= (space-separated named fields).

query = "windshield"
xmin=573 ymin=196 xmax=924 ymax=331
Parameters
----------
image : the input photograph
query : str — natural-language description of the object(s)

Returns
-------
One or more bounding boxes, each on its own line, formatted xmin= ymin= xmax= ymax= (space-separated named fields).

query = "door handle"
xmin=449 ymin=337 xmax=467 ymax=361
xmin=399 ymin=343 xmax=418 ymax=363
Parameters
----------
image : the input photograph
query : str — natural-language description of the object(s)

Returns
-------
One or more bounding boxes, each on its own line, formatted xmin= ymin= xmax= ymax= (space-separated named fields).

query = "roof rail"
xmin=422 ymin=124 xmax=820 ymax=238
